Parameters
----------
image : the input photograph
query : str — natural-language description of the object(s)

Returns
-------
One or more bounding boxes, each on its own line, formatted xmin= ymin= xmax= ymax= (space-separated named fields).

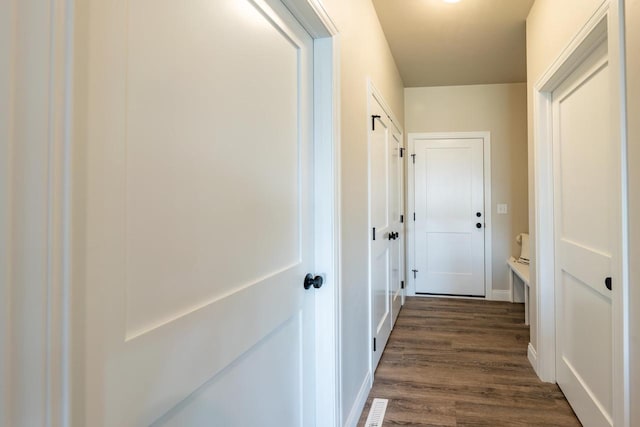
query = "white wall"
xmin=625 ymin=0 xmax=640 ymax=424
xmin=1 ymin=0 xmax=54 ymax=426
xmin=525 ymin=0 xmax=604 ymax=353
xmin=405 ymin=83 xmax=529 ymax=295
xmin=317 ymin=0 xmax=405 ymax=424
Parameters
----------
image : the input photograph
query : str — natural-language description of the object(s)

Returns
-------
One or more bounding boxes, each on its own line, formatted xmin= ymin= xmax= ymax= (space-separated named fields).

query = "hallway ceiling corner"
xmin=372 ymin=0 xmax=535 ymax=87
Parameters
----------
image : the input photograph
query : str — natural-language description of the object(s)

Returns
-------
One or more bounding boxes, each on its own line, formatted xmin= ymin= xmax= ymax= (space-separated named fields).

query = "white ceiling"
xmin=372 ymin=0 xmax=535 ymax=87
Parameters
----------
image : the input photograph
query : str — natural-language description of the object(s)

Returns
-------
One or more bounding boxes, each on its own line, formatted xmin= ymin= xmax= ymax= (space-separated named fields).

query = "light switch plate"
xmin=497 ymin=203 xmax=508 ymax=214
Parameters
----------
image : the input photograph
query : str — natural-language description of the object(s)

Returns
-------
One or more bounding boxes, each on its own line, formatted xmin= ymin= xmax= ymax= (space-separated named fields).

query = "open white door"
xmin=81 ymin=0 xmax=317 ymax=425
xmin=552 ymin=39 xmax=615 ymax=427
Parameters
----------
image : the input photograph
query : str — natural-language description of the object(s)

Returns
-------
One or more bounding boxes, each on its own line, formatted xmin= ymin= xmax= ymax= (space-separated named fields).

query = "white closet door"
xmin=81 ymin=0 xmax=316 ymax=425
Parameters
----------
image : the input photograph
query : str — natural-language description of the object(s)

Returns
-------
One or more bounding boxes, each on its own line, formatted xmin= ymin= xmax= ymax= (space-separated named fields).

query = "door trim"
xmin=2 ymin=0 xmax=343 ymax=426
xmin=532 ymin=1 xmax=629 ymax=425
xmin=407 ymin=132 xmax=492 ymax=300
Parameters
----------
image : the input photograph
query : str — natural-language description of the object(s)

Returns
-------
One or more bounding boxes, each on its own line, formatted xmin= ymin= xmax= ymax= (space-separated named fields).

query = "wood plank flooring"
xmin=357 ymin=297 xmax=581 ymax=426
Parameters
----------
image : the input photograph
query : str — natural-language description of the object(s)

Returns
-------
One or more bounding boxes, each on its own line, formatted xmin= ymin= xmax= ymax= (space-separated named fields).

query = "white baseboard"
xmin=528 ymin=342 xmax=538 ymax=374
xmin=343 ymin=371 xmax=371 ymax=427
xmin=490 ymin=289 xmax=512 ymax=302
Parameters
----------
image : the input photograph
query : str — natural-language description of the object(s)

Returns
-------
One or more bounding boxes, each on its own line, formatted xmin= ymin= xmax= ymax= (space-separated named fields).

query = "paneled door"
xmin=552 ymin=39 xmax=615 ymax=427
xmin=413 ymin=137 xmax=485 ymax=296
xmin=81 ymin=0 xmax=316 ymax=425
xmin=369 ymin=92 xmax=403 ymax=370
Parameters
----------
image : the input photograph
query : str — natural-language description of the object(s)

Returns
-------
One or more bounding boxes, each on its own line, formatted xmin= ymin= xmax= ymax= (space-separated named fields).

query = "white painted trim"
xmin=281 ymin=0 xmax=338 ymax=38
xmin=331 ymin=34 xmax=345 ymax=427
xmin=342 ymin=371 xmax=371 ymax=427
xmin=613 ymin=1 xmax=630 ymax=424
xmin=406 ymin=132 xmax=493 ymax=299
xmin=312 ymin=25 xmax=342 ymax=427
xmin=490 ymin=290 xmax=512 ymax=302
xmin=407 ymin=136 xmax=416 ymax=296
xmin=4 ymin=0 xmax=75 ymax=426
xmin=532 ymin=1 xmax=629 ymax=424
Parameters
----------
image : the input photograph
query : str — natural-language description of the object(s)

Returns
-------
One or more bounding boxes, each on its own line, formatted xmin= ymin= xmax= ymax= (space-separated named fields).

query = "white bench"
xmin=507 ymin=256 xmax=530 ymax=325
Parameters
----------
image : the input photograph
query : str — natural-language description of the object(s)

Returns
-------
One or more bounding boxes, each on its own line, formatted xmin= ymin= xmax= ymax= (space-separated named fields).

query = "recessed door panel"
xmin=124 ymin=0 xmax=301 ymax=337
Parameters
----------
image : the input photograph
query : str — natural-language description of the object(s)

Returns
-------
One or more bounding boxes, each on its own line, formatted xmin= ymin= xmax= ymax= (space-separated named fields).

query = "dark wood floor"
xmin=357 ymin=297 xmax=581 ymax=426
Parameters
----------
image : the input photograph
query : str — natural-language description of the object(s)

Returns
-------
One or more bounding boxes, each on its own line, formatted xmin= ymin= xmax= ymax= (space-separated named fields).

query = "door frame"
xmin=0 ymin=0 xmax=343 ymax=426
xmin=531 ymin=1 xmax=629 ymax=425
xmin=406 ymin=132 xmax=493 ymax=299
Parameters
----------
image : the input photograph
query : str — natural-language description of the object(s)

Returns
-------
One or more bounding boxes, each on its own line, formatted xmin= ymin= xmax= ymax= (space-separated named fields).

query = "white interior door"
xmin=552 ymin=39 xmax=615 ymax=427
xmin=413 ymin=138 xmax=485 ymax=296
xmin=369 ymin=95 xmax=402 ymax=369
xmin=81 ymin=0 xmax=316 ymax=425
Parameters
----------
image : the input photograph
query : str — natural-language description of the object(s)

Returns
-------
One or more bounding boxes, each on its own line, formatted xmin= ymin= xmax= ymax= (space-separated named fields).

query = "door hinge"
xmin=401 ymin=280 xmax=405 ymax=289
xmin=373 ymin=337 xmax=377 ymax=352
xmin=400 ymin=214 xmax=404 ymax=223
xmin=605 ymin=277 xmax=612 ymax=290
xmin=411 ymin=154 xmax=416 ymax=164
xmin=400 ymin=147 xmax=404 ymax=158
xmin=413 ymin=212 xmax=416 ymax=221
xmin=371 ymin=115 xmax=381 ymax=131
xmin=412 ymin=269 xmax=418 ymax=279
xmin=372 ymin=227 xmax=376 ymax=241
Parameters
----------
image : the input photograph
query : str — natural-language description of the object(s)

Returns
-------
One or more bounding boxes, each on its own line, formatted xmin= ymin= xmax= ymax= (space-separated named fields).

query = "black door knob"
xmin=476 ymin=212 xmax=482 ymax=217
xmin=304 ymin=274 xmax=324 ymax=290
xmin=476 ymin=223 xmax=482 ymax=229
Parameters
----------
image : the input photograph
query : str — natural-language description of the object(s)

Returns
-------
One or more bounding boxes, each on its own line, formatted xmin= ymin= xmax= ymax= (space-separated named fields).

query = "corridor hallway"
xmin=358 ymin=298 xmax=580 ymax=426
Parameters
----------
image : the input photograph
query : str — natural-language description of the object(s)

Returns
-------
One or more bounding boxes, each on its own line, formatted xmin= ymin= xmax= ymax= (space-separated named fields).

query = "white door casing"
xmin=390 ymin=131 xmax=404 ymax=325
xmin=368 ymin=83 xmax=404 ymax=371
xmin=552 ymin=38 xmax=615 ymax=427
xmin=82 ymin=0 xmax=317 ymax=425
xmin=407 ymin=132 xmax=492 ymax=299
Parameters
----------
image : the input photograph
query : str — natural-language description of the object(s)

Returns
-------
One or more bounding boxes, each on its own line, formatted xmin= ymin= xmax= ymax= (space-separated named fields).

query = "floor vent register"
xmin=364 ymin=398 xmax=388 ymax=427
